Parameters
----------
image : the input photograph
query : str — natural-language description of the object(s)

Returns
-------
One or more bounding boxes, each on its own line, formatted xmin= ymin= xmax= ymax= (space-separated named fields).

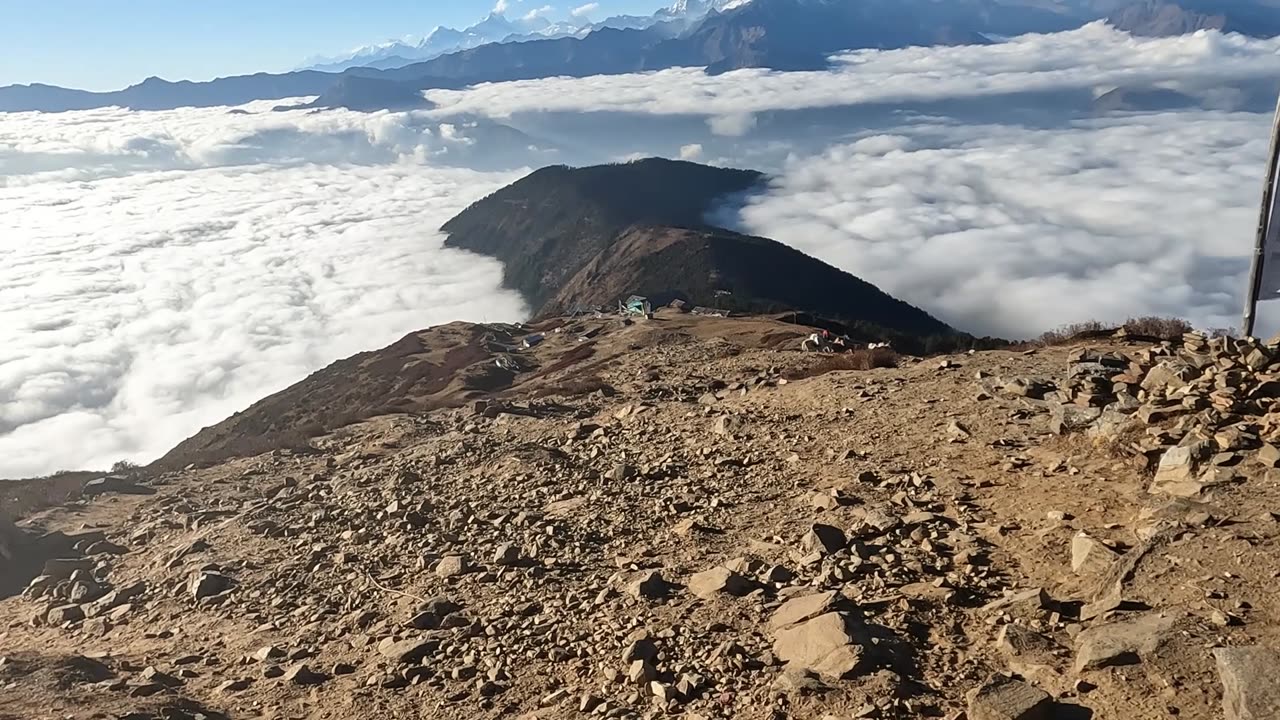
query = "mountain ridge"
xmin=300 ymin=0 xmax=745 ymax=74
xmin=7 ymin=0 xmax=1279 ymax=114
xmin=440 ymin=157 xmax=959 ymax=342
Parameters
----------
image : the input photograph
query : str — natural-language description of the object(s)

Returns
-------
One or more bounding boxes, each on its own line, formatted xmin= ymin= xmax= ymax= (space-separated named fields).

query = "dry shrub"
xmin=855 ymin=348 xmax=900 ymax=370
xmin=1092 ymin=420 xmax=1149 ymax=464
xmin=1122 ymin=316 xmax=1192 ymax=340
xmin=1038 ymin=320 xmax=1111 ymax=346
xmin=531 ymin=376 xmax=613 ymax=399
xmin=1039 ymin=316 xmax=1192 ymax=346
xmin=787 ymin=348 xmax=899 ymax=380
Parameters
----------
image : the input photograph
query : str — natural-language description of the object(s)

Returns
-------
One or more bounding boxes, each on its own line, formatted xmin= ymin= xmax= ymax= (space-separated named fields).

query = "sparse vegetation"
xmin=1038 ymin=320 xmax=1112 ymax=346
xmin=1121 ymin=315 xmax=1194 ymax=339
xmin=530 ymin=376 xmax=613 ymax=399
xmin=786 ymin=348 xmax=900 ymax=380
xmin=1038 ymin=316 xmax=1193 ymax=346
xmin=109 ymin=459 xmax=140 ymax=475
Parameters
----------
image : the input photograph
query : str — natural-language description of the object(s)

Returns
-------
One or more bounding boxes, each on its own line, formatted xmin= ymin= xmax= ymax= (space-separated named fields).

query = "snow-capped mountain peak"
xmin=301 ymin=0 xmax=752 ymax=74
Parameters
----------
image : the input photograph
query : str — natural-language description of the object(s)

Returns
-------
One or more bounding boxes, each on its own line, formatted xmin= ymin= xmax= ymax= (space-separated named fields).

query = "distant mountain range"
xmin=301 ymin=12 xmax=589 ymax=74
xmin=300 ymin=0 xmax=750 ymax=73
xmin=1105 ymin=0 xmax=1280 ymax=36
xmin=3 ymin=0 xmax=1278 ymax=114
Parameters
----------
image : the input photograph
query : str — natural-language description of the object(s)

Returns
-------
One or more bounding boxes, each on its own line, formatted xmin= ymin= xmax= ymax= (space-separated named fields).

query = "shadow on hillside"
xmin=0 ymin=528 xmax=79 ymax=600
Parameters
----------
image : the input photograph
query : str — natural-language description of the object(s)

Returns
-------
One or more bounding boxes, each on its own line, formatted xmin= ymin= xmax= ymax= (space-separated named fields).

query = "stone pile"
xmin=997 ymin=332 xmax=1280 ymax=497
xmin=23 ymin=541 xmax=148 ymax=636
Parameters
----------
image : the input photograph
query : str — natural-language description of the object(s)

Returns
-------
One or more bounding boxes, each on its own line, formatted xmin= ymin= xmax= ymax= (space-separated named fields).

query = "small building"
xmin=622 ymin=295 xmax=652 ymax=316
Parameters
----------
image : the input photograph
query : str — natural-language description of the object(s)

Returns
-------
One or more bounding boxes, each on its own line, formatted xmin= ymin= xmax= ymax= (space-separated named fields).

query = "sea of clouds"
xmin=1 ymin=102 xmax=531 ymax=478
xmin=429 ymin=23 xmax=1280 ymax=337
xmin=3 ymin=24 xmax=1279 ymax=478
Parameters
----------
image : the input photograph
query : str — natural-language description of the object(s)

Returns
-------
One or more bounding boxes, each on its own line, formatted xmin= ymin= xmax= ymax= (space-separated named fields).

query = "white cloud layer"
xmin=5 ymin=25 xmax=1280 ymax=477
xmin=524 ymin=5 xmax=555 ymax=21
xmin=0 ymin=103 xmax=527 ymax=479
xmin=679 ymin=143 xmax=703 ymax=160
xmin=571 ymin=3 xmax=600 ymax=17
xmin=416 ymin=23 xmax=1279 ymax=338
xmin=425 ymin=24 xmax=1280 ymax=118
xmin=730 ymin=113 xmax=1269 ymax=338
xmin=707 ymin=112 xmax=756 ymax=137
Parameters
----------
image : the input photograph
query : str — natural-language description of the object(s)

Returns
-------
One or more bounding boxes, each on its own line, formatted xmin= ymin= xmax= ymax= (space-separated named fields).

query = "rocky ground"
xmin=3 ymin=311 xmax=1280 ymax=720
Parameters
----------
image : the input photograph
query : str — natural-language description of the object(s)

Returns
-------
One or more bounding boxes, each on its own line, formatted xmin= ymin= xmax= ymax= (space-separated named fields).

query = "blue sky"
xmin=0 ymin=0 xmax=670 ymax=90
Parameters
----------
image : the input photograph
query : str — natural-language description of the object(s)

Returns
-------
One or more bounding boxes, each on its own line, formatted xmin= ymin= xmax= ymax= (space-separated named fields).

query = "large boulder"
xmin=1073 ymin=613 xmax=1178 ymax=673
xmin=1215 ymin=646 xmax=1280 ymax=720
xmin=967 ymin=675 xmax=1053 ymax=720
xmin=772 ymin=612 xmax=867 ymax=681
xmin=687 ymin=566 xmax=754 ymax=599
xmin=768 ymin=592 xmax=838 ymax=633
xmin=1071 ymin=532 xmax=1119 ymax=577
xmin=769 ymin=595 xmax=871 ymax=682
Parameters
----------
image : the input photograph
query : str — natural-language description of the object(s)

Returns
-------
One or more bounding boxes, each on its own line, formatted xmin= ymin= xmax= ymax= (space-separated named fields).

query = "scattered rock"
xmin=188 ymin=571 xmax=232 ymax=600
xmin=253 ymin=645 xmax=286 ymax=662
xmin=995 ymin=625 xmax=1061 ymax=662
xmin=687 ymin=566 xmax=754 ymax=599
xmin=712 ymin=416 xmax=740 ymax=436
xmin=967 ymin=675 xmax=1053 ymax=720
xmin=772 ymin=612 xmax=867 ymax=681
xmin=1071 ymin=532 xmax=1119 ymax=576
xmin=622 ymin=638 xmax=658 ymax=664
xmin=1073 ymin=613 xmax=1178 ymax=673
xmin=626 ymin=570 xmax=670 ymax=600
xmin=982 ymin=588 xmax=1051 ymax=617
xmin=435 ymin=555 xmax=471 ymax=578
xmin=1214 ymin=646 xmax=1280 ymax=720
xmin=138 ymin=666 xmax=182 ymax=688
xmin=377 ymin=637 xmax=439 ymax=665
xmin=284 ymin=663 xmax=326 ymax=686
xmin=46 ymin=605 xmax=85 ymax=625
xmin=84 ymin=540 xmax=128 ymax=556
xmin=1050 ymin=404 xmax=1102 ymax=435
xmin=217 ymin=678 xmax=251 ymax=694
xmin=493 ymin=544 xmax=522 ymax=566
xmin=768 ymin=592 xmax=838 ymax=632
xmin=802 ymin=524 xmax=847 ymax=555
xmin=627 ymin=660 xmax=657 ymax=684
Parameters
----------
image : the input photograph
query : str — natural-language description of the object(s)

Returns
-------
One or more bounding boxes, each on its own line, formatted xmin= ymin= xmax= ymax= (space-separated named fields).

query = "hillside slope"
xmin=546 ymin=225 xmax=953 ymax=339
xmin=6 ymin=321 xmax=1280 ymax=720
xmin=441 ymin=159 xmax=764 ymax=311
xmin=441 ymin=158 xmax=956 ymax=341
xmin=151 ymin=314 xmax=806 ymax=471
xmin=152 ymin=322 xmax=536 ymax=471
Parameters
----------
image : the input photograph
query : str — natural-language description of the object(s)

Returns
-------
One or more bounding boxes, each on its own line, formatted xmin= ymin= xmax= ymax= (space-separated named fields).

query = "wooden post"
xmin=1242 ymin=90 xmax=1280 ymax=338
